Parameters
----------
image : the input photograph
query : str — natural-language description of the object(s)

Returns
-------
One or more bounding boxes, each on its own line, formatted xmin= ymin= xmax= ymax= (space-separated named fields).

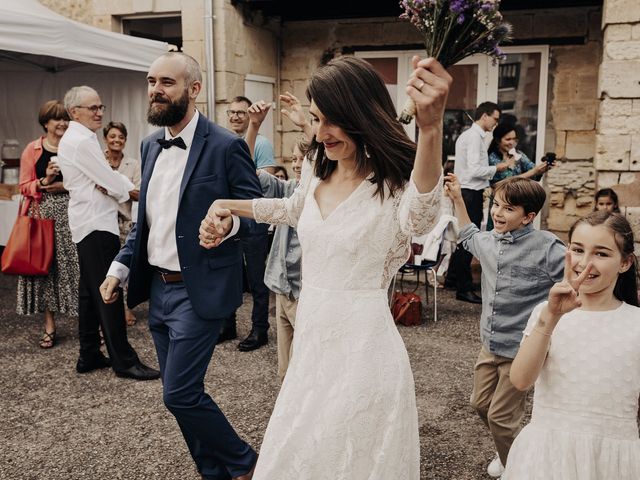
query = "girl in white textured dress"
xmin=199 ymin=56 xmax=451 ymax=479
xmin=504 ymin=211 xmax=640 ymax=480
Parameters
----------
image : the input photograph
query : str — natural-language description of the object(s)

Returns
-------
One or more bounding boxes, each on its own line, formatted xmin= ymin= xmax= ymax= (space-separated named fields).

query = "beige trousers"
xmin=470 ymin=346 xmax=529 ymax=466
xmin=275 ymin=293 xmax=298 ymax=382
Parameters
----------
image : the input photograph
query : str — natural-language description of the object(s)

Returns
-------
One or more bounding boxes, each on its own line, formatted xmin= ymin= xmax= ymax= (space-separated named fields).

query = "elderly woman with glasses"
xmin=17 ymin=100 xmax=80 ymax=348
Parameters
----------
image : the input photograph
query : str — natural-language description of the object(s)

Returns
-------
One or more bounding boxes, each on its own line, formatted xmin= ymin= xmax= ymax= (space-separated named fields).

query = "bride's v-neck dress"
xmin=251 ymin=161 xmax=442 ymax=479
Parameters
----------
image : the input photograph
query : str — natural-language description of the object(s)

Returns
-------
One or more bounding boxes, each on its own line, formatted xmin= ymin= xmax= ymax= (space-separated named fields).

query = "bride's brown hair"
xmin=306 ymin=56 xmax=415 ymax=200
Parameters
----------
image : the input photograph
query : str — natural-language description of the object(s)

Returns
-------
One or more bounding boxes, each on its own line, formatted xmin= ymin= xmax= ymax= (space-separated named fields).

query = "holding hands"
xmin=199 ymin=201 xmax=233 ymax=249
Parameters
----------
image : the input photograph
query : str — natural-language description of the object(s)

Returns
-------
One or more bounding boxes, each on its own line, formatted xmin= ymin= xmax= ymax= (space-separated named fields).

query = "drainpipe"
xmin=204 ymin=0 xmax=215 ymax=118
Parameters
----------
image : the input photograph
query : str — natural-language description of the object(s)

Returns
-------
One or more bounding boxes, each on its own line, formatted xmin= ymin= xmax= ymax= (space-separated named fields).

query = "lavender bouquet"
xmin=398 ymin=0 xmax=512 ymax=124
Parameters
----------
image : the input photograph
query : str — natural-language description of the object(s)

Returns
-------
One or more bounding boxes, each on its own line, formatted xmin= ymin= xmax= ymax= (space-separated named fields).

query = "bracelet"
xmin=533 ymin=327 xmax=552 ymax=337
xmin=39 ymin=177 xmax=48 ymax=187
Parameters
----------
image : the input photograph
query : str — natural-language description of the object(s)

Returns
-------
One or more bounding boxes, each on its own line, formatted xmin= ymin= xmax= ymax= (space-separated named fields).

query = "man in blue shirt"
xmin=227 ymin=96 xmax=277 ymax=173
xmin=220 ymin=96 xmax=277 ymax=351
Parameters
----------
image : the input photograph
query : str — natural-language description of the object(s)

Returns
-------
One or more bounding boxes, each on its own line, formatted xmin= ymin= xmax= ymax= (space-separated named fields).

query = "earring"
xmin=364 ymin=145 xmax=371 ymax=158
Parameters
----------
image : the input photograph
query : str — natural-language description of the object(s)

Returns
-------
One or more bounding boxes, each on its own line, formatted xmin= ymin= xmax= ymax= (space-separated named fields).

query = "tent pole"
xmin=204 ymin=0 xmax=215 ymax=119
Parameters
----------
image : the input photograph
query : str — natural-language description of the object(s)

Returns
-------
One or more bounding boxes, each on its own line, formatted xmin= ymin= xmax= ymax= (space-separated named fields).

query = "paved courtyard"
xmin=0 ymin=271 xmax=504 ymax=479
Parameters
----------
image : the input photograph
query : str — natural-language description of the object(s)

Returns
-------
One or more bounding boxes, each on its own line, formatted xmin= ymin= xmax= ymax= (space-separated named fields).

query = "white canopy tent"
xmin=0 ymin=0 xmax=169 ymax=160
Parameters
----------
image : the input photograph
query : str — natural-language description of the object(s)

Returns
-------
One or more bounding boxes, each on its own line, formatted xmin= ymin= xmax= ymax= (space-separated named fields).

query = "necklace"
xmin=43 ymin=138 xmax=58 ymax=152
xmin=108 ymin=153 xmax=123 ymax=170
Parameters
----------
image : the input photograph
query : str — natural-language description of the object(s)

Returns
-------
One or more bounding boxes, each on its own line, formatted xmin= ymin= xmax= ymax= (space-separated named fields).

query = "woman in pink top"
xmin=17 ymin=100 xmax=79 ymax=348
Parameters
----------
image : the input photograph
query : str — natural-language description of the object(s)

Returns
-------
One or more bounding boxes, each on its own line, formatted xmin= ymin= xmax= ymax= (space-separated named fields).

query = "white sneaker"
xmin=487 ymin=453 xmax=505 ymax=477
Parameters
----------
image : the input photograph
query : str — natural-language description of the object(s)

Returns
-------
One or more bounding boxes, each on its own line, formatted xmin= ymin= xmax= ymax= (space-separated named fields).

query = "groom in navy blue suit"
xmin=100 ymin=53 xmax=261 ymax=480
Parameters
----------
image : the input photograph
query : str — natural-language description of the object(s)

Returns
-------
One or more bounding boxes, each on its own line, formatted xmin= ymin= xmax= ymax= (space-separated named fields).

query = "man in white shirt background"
xmin=446 ymin=102 xmax=514 ymax=304
xmin=58 ymin=86 xmax=160 ymax=380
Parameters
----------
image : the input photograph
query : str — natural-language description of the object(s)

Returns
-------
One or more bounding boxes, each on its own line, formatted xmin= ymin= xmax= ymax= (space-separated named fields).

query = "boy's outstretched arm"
xmin=444 ymin=173 xmax=473 ymax=228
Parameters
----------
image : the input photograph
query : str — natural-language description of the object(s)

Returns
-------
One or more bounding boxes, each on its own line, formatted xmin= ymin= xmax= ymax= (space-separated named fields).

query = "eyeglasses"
xmin=76 ymin=105 xmax=107 ymax=114
xmin=226 ymin=109 xmax=247 ymax=118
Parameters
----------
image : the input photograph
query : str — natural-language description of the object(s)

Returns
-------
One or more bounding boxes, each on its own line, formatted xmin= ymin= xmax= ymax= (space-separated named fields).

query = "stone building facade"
xmin=40 ymin=0 xmax=640 ymax=243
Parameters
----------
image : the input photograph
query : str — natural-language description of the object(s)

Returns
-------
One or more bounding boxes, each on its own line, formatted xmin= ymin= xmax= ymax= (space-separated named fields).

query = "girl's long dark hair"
xmin=569 ymin=211 xmax=639 ymax=306
xmin=306 ymin=56 xmax=415 ymax=200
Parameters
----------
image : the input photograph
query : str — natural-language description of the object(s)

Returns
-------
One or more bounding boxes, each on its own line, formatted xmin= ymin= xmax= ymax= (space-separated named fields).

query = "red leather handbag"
xmin=391 ymin=291 xmax=422 ymax=326
xmin=1 ymin=199 xmax=54 ymax=276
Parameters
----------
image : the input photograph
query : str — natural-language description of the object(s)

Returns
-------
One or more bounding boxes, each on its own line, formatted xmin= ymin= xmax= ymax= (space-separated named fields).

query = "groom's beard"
xmin=147 ymin=90 xmax=190 ymax=127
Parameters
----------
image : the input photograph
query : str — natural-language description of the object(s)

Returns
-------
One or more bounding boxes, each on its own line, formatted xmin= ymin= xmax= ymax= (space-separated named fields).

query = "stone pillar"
xmin=597 ymin=0 xmax=640 ymax=248
xmin=535 ymin=7 xmax=602 ymax=239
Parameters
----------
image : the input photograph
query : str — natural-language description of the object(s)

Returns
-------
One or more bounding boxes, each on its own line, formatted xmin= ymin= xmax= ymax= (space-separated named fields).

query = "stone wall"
xmin=279 ymin=18 xmax=423 ymax=165
xmin=597 ymin=0 xmax=640 ymax=247
xmin=279 ymin=8 xmax=603 ymax=220
xmin=212 ymin=2 xmax=278 ymax=130
xmin=41 ymin=0 xmax=92 ymax=24
xmin=498 ymin=8 xmax=603 ymax=237
xmin=39 ymin=0 xmax=279 ymax=129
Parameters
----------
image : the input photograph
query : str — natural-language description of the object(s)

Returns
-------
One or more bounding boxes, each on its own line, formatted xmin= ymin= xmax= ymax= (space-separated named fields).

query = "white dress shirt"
xmin=58 ymin=121 xmax=134 ymax=243
xmin=146 ymin=111 xmax=199 ymax=270
xmin=453 ymin=122 xmax=497 ymax=191
xmin=107 ymin=110 xmax=238 ymax=282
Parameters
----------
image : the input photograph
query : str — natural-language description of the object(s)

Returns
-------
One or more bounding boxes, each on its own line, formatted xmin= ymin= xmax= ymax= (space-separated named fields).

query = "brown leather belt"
xmin=157 ymin=270 xmax=183 ymax=283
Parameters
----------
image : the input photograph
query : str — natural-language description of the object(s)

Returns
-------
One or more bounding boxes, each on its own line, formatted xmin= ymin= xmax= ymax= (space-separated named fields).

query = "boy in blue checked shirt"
xmin=444 ymin=174 xmax=565 ymax=478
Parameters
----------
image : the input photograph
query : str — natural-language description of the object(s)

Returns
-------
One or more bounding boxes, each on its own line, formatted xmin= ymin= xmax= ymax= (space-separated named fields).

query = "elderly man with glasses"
xmin=58 ymin=85 xmax=160 ymax=381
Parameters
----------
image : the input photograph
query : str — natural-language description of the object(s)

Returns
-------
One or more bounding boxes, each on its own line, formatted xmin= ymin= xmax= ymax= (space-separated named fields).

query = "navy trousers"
xmin=148 ymin=275 xmax=256 ymax=479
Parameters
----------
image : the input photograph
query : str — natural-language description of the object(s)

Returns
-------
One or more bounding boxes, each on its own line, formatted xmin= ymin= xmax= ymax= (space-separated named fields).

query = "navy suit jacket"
xmin=115 ymin=114 xmax=263 ymax=320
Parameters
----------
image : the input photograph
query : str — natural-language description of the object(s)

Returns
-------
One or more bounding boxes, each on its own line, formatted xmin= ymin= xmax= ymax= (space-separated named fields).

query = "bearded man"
xmin=100 ymin=53 xmax=262 ymax=480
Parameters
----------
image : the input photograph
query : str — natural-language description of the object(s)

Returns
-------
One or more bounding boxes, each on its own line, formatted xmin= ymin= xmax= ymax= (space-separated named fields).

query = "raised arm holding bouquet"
xmin=398 ymin=0 xmax=511 ymax=123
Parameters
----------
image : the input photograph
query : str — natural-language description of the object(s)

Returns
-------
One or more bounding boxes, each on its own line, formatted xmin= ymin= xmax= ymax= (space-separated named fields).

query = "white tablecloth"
xmin=0 ymin=198 xmax=20 ymax=246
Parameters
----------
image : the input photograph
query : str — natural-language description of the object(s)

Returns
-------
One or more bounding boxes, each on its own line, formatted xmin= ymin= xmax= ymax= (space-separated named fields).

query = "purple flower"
xmin=450 ymin=0 xmax=468 ymax=14
xmin=457 ymin=14 xmax=465 ymax=24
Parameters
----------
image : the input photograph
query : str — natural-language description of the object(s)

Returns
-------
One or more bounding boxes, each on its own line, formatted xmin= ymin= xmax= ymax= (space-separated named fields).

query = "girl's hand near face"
xmin=544 ymin=250 xmax=593 ymax=323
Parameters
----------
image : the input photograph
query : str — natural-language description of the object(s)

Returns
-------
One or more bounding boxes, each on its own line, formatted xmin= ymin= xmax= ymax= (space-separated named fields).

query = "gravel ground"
xmin=0 ymin=271 xmax=509 ymax=480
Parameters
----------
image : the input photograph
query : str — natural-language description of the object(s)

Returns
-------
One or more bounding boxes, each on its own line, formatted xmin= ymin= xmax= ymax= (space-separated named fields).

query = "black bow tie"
xmin=157 ymin=137 xmax=187 ymax=150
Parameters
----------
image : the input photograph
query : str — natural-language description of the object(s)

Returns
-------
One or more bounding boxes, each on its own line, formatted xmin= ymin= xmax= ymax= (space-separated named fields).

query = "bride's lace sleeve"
xmin=397 ymin=172 xmax=444 ymax=236
xmin=252 ymin=158 xmax=314 ymax=227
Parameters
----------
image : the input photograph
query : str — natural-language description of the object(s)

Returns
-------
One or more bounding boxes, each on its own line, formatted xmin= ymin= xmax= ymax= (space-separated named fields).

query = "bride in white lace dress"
xmin=200 ymin=56 xmax=452 ymax=479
